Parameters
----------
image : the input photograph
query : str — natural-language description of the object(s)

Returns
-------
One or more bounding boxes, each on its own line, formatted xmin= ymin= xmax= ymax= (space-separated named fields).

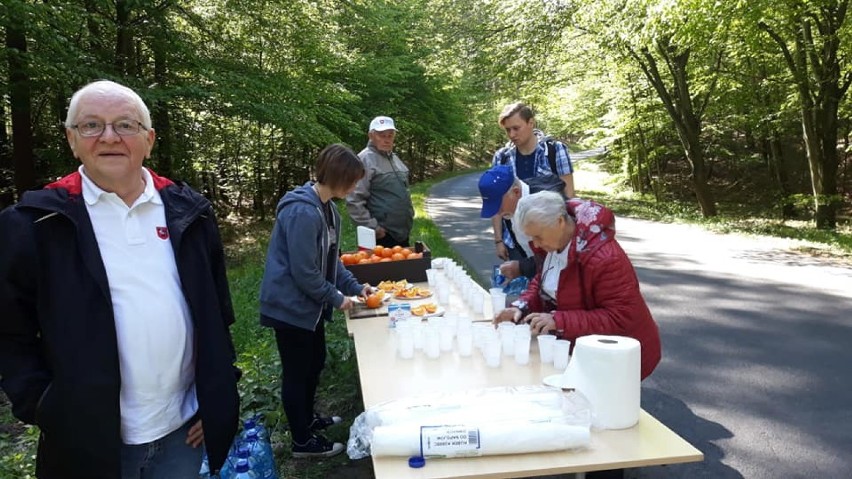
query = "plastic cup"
xmin=397 ymin=326 xmax=415 ymax=359
xmin=537 ymin=334 xmax=557 ymax=364
xmin=437 ymin=283 xmax=450 ymax=305
xmin=423 ymin=326 xmax=440 ymax=359
xmin=425 ymin=268 xmax=437 ymax=287
xmin=484 ymin=336 xmax=501 ymax=367
xmin=553 ymin=339 xmax=572 ymax=370
xmin=498 ymin=322 xmax=516 ymax=356
xmin=457 ymin=331 xmax=473 ymax=357
xmin=439 ymin=325 xmax=455 ymax=352
xmin=513 ymin=334 xmax=531 ymax=365
xmin=490 ymin=288 xmax=507 ymax=318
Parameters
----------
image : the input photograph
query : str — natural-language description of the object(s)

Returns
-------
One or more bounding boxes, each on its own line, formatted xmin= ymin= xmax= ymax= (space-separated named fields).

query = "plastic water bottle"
xmin=233 ymin=458 xmax=257 ymax=479
xmin=492 ymin=264 xmax=506 ymax=288
xmin=243 ymin=428 xmax=278 ymax=479
xmin=243 ymin=416 xmax=269 ymax=442
xmin=504 ymin=276 xmax=529 ymax=296
xmin=198 ymin=448 xmax=210 ymax=478
xmin=220 ymin=443 xmax=260 ymax=479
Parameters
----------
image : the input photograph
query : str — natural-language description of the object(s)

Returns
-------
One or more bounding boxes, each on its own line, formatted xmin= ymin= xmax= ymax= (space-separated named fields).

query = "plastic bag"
xmin=347 ymin=385 xmax=592 ymax=460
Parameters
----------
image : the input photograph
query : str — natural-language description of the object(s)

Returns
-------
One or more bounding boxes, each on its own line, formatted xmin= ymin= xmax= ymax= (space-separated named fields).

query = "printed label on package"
xmin=420 ymin=425 xmax=482 ymax=457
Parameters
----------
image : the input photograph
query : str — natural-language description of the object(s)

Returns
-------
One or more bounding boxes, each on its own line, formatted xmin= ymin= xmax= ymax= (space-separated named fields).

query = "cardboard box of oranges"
xmin=341 ymin=242 xmax=432 ymax=284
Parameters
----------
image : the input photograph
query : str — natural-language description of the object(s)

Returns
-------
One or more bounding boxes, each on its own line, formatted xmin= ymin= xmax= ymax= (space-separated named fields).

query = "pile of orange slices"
xmin=411 ymin=303 xmax=438 ymax=316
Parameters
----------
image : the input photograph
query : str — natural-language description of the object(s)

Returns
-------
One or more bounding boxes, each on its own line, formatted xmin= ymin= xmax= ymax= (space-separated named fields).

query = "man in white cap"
xmin=346 ymin=116 xmax=415 ymax=247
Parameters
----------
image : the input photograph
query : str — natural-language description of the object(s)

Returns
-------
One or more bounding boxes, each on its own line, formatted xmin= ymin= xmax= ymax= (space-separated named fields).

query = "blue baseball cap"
xmin=479 ymin=165 xmax=515 ymax=218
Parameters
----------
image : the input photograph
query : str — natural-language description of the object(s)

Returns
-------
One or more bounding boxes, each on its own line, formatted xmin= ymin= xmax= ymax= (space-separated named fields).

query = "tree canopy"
xmin=1 ymin=0 xmax=850 ymax=228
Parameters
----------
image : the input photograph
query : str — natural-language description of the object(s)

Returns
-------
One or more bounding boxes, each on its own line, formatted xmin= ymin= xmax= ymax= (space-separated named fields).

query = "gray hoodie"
xmin=260 ymin=183 xmax=363 ymax=331
xmin=345 ymin=142 xmax=414 ymax=242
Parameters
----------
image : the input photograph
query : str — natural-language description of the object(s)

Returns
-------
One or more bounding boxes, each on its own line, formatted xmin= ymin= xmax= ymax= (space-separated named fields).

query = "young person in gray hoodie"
xmin=259 ymin=144 xmax=371 ymax=458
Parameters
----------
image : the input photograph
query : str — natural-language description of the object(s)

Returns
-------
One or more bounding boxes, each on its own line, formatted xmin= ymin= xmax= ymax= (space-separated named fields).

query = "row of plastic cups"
xmin=395 ymin=315 xmax=475 ymax=359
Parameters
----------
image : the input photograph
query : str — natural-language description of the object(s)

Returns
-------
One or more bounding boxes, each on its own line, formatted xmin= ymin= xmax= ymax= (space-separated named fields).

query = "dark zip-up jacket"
xmin=0 ymin=169 xmax=240 ymax=478
xmin=259 ymin=183 xmax=364 ymax=331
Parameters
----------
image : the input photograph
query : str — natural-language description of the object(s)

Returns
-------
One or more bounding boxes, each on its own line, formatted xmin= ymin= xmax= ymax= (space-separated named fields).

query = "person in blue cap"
xmin=479 ymin=164 xmax=555 ymax=282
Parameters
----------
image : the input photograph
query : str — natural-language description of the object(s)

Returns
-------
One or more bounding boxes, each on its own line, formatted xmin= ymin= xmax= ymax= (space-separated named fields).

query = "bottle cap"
xmin=408 ymin=455 xmax=425 ymax=468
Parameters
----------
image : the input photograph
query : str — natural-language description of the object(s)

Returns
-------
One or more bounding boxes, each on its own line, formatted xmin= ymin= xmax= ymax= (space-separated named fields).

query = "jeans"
xmin=121 ymin=419 xmax=203 ymax=479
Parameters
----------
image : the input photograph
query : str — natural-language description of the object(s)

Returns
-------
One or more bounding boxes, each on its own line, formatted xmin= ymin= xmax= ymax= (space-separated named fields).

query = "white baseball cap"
xmin=369 ymin=116 xmax=396 ymax=132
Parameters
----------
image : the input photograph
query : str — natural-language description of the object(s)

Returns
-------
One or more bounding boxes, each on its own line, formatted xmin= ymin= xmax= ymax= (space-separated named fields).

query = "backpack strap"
xmin=543 ymin=138 xmax=559 ymax=175
xmin=499 ymin=146 xmax=512 ymax=166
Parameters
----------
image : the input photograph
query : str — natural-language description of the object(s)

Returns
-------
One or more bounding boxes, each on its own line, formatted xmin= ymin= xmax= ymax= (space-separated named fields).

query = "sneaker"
xmin=291 ymin=434 xmax=345 ymax=458
xmin=309 ymin=412 xmax=342 ymax=431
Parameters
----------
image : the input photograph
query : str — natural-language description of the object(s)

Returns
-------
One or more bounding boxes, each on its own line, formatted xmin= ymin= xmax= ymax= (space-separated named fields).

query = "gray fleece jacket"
xmin=259 ymin=183 xmax=363 ymax=331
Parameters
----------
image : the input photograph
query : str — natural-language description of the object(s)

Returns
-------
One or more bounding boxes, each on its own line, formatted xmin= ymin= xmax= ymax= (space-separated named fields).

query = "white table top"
xmin=345 ymin=276 xmax=702 ymax=478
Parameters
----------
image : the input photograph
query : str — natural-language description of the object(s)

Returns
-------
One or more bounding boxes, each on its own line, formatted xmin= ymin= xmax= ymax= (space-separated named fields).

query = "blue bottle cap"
xmin=408 ymin=455 xmax=425 ymax=468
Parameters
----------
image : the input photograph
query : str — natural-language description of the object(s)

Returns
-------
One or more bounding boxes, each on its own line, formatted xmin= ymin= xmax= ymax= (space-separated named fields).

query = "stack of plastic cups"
xmin=498 ymin=322 xmax=515 ymax=356
xmin=537 ymin=334 xmax=557 ymax=365
xmin=513 ymin=327 xmax=531 ymax=365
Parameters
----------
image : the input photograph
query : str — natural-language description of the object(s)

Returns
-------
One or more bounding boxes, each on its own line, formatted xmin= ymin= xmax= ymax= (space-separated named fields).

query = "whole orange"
xmin=365 ymin=294 xmax=382 ymax=309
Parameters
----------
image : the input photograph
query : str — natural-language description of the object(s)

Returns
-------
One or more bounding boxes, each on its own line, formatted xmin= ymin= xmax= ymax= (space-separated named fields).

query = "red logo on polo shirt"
xmin=156 ymin=226 xmax=170 ymax=240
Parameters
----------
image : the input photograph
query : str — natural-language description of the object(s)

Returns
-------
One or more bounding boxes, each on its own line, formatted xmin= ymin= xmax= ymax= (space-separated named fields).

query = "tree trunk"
xmin=759 ymin=4 xmax=849 ymax=230
xmin=114 ymin=0 xmax=133 ymax=75
xmin=151 ymin=35 xmax=173 ymax=178
xmin=7 ymin=19 xmax=36 ymax=199
xmin=765 ymin=137 xmax=796 ymax=219
xmin=633 ymin=41 xmax=717 ymax=216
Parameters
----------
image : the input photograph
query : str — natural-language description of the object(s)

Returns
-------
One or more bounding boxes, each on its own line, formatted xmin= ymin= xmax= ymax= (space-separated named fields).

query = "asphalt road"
xmin=425 ymin=171 xmax=852 ymax=479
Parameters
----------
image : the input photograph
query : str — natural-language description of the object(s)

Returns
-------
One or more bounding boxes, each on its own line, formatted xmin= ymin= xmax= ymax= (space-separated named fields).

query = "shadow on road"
xmin=635 ymin=388 xmax=743 ymax=479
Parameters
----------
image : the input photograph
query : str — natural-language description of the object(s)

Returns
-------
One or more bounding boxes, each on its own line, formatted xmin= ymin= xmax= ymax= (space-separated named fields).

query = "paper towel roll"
xmin=371 ymin=421 xmax=590 ymax=457
xmin=562 ymin=335 xmax=641 ymax=430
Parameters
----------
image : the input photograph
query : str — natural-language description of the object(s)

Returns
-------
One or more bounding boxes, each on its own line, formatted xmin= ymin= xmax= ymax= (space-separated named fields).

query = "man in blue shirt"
xmin=490 ymin=102 xmax=575 ymax=261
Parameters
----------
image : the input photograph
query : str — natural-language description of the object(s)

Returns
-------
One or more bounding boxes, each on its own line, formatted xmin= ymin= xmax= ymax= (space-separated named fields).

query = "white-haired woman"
xmin=494 ymin=191 xmax=661 ymax=380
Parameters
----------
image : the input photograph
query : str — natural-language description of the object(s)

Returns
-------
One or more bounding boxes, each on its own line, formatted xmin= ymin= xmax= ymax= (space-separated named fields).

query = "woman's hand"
xmin=493 ymin=307 xmax=522 ymax=325
xmin=524 ymin=312 xmax=556 ymax=335
xmin=186 ymin=419 xmax=204 ymax=448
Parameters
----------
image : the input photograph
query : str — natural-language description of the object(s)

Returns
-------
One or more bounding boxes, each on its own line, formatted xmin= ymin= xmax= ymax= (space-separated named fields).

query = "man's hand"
xmin=186 ymin=419 xmax=204 ymax=448
xmin=338 ymin=297 xmax=354 ymax=311
xmin=499 ymin=260 xmax=522 ymax=281
xmin=495 ymin=242 xmax=509 ymax=261
xmin=375 ymin=226 xmax=387 ymax=239
xmin=493 ymin=307 xmax=522 ymax=324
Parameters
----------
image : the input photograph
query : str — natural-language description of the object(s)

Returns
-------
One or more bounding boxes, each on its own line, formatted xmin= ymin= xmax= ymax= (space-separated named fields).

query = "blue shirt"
xmin=491 ymin=139 xmax=574 ymax=178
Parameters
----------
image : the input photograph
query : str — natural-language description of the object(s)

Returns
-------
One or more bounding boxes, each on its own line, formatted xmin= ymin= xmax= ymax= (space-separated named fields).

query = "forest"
xmin=2 ymin=0 xmax=851 ymax=230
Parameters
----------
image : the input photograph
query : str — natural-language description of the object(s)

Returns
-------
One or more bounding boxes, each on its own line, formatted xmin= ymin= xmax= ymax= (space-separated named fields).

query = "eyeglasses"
xmin=71 ymin=119 xmax=148 ymax=137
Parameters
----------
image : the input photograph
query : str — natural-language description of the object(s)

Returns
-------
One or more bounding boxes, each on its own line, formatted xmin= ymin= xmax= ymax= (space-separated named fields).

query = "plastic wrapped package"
xmin=347 ymin=385 xmax=592 ymax=460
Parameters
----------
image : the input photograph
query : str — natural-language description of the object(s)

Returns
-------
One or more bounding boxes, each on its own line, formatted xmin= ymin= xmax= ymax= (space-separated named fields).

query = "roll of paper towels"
xmin=562 ymin=335 xmax=641 ymax=430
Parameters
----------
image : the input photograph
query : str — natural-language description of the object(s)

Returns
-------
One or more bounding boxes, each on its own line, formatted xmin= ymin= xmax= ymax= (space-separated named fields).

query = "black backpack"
xmin=498 ymin=132 xmax=566 ymax=195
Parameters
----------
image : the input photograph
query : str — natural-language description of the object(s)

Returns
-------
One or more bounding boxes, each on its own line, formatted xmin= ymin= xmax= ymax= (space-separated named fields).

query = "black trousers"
xmin=273 ymin=319 xmax=326 ymax=444
xmin=376 ymin=232 xmax=409 ymax=248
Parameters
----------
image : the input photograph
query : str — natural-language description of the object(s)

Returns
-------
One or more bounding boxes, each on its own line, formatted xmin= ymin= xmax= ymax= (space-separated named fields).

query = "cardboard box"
xmin=343 ymin=243 xmax=432 ymax=285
